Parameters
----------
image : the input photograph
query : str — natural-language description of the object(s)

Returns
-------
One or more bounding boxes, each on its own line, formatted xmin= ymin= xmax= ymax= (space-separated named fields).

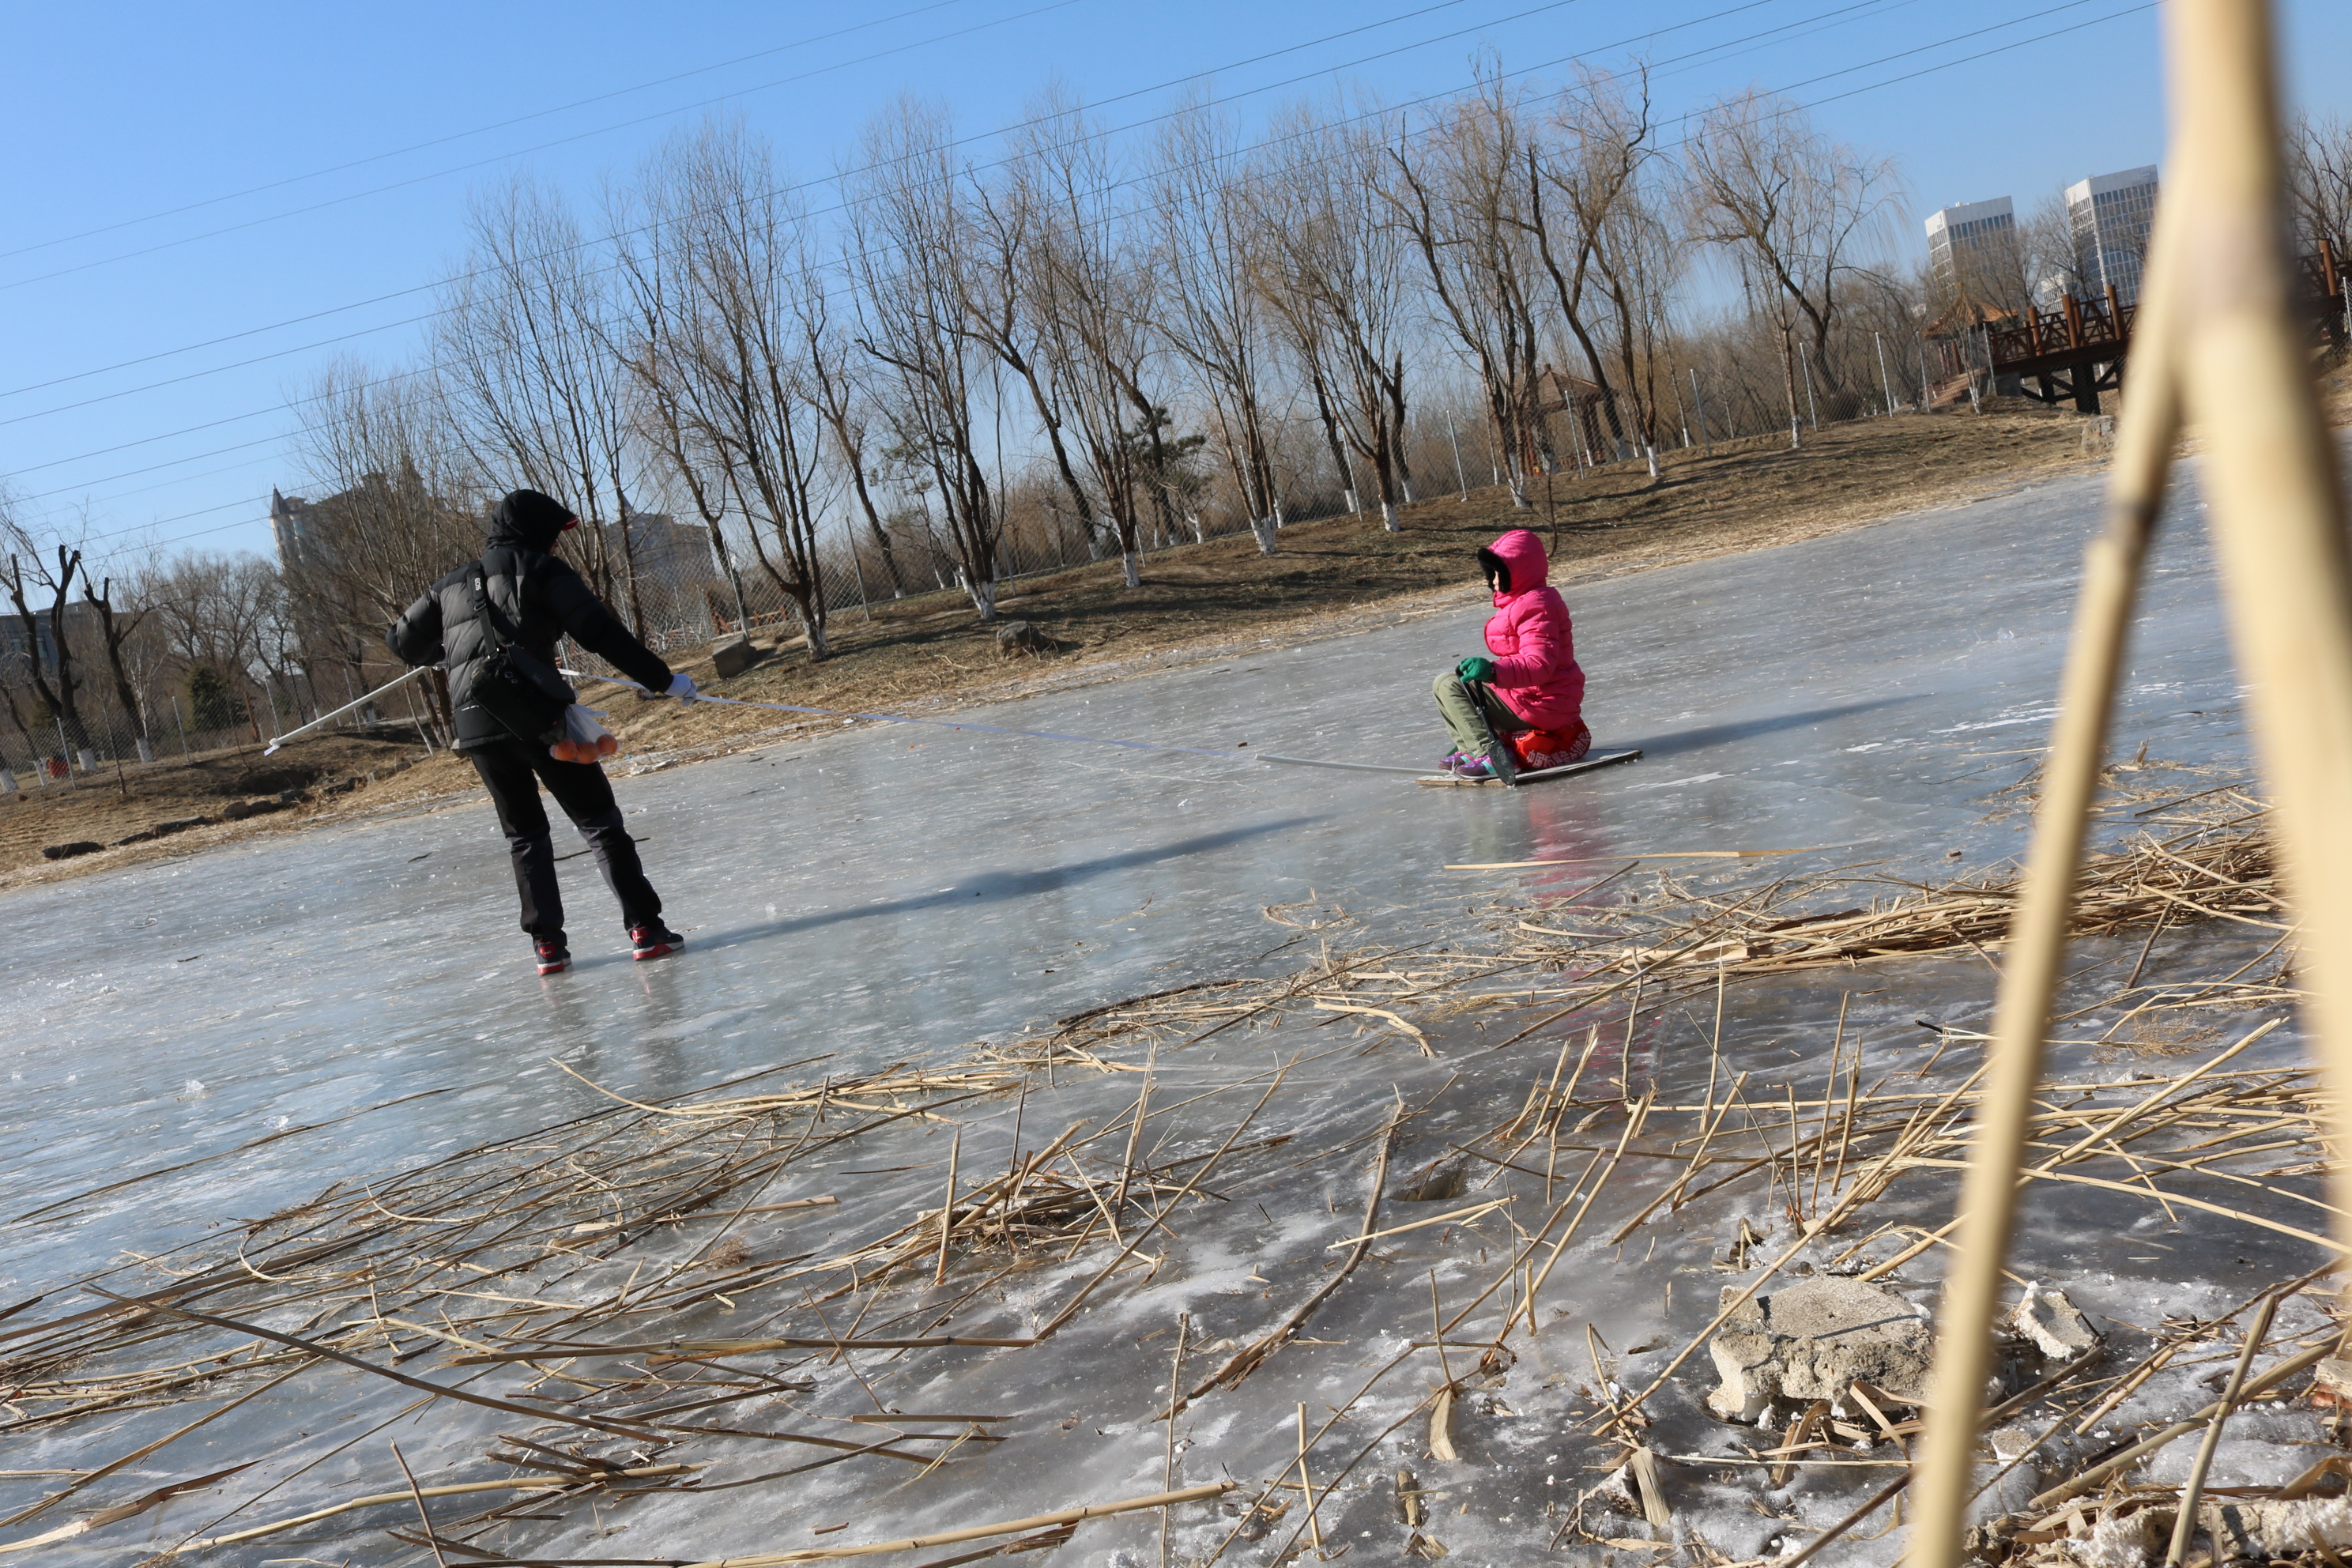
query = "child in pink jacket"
xmin=1433 ymin=528 xmax=1589 ymax=782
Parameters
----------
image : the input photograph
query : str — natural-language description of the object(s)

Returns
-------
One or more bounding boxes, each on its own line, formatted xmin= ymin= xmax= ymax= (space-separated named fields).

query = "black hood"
xmin=488 ymin=489 xmax=575 ymax=551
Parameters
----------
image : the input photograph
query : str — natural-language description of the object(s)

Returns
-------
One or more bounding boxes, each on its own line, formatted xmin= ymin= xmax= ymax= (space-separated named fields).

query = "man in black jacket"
xmin=389 ymin=489 xmax=696 ymax=974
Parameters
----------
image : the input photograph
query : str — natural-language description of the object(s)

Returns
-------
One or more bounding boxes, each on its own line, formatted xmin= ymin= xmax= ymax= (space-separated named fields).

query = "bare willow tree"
xmin=141 ymin=552 xmax=287 ymax=743
xmin=617 ymin=123 xmax=836 ymax=658
xmin=959 ymin=135 xmax=1105 ymax=562
xmin=1153 ymin=98 xmax=1286 ymax=552
xmin=1526 ymin=66 xmax=1649 ymax=461
xmin=1683 ymin=89 xmax=1902 ymax=403
xmin=1554 ymin=68 xmax=1685 ymax=473
xmin=1389 ymin=72 xmax=1547 ymax=509
xmin=2288 ymin=111 xmax=2352 ymax=262
xmin=289 ymin=359 xmax=485 ymax=680
xmin=1256 ymin=103 xmax=1415 ymax=530
xmin=802 ymin=315 xmax=906 ymax=596
xmin=846 ymin=102 xmax=1001 ymax=620
xmin=1004 ymin=94 xmax=1171 ymax=586
xmin=437 ymin=175 xmax=649 ymax=635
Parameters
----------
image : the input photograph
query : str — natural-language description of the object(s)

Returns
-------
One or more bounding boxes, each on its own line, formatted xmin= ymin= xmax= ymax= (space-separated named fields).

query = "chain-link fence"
xmin=0 ymin=673 xmax=443 ymax=793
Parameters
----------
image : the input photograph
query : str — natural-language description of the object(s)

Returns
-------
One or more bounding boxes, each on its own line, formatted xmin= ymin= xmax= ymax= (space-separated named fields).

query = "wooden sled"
xmin=1415 ymin=748 xmax=1643 ymax=788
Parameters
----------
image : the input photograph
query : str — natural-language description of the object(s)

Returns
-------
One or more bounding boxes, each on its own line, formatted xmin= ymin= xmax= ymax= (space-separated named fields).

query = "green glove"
xmin=1456 ymin=655 xmax=1496 ymax=684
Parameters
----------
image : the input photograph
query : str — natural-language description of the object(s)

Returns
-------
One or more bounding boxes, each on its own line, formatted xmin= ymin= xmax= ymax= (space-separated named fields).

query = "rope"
xmin=262 ymin=665 xmax=428 ymax=756
xmin=558 ymin=669 xmax=1430 ymax=776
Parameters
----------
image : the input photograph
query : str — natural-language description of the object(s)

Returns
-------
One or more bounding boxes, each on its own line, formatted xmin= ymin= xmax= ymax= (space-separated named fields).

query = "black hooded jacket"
xmin=386 ymin=490 xmax=673 ymax=749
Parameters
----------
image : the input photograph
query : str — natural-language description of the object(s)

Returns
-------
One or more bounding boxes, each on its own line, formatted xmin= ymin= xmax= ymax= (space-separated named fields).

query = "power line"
xmin=0 ymin=0 xmax=1498 ymax=405
xmin=8 ymin=0 xmax=1939 ymax=475
xmin=0 ymin=0 xmax=1728 ymax=484
xmin=0 ymin=0 xmax=981 ymax=264
xmin=37 ymin=0 xmax=2155 ymax=542
xmin=0 ymin=0 xmax=1100 ymax=297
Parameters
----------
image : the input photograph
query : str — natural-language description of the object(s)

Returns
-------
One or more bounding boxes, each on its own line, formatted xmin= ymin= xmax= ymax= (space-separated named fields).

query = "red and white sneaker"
xmin=533 ymin=937 xmax=571 ymax=976
xmin=630 ymin=923 xmax=684 ymax=961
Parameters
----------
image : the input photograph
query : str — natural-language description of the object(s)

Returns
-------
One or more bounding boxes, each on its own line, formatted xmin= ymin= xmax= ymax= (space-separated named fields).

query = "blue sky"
xmin=6 ymin=0 xmax=2349 ymax=568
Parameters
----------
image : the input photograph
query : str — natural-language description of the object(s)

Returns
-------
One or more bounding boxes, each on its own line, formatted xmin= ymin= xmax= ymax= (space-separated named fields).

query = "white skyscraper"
xmin=2066 ymin=166 xmax=2160 ymax=304
xmin=1924 ymin=197 xmax=2015 ymax=296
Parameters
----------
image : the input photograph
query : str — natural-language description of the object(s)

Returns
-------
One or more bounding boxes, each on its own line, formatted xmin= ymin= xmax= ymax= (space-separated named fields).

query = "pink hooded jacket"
xmin=1479 ymin=528 xmax=1586 ymax=731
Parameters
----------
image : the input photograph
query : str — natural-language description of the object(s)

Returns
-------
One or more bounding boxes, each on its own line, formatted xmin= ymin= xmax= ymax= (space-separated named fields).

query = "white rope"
xmin=560 ymin=669 xmax=1431 ymax=776
xmin=262 ymin=666 xmax=429 ymax=756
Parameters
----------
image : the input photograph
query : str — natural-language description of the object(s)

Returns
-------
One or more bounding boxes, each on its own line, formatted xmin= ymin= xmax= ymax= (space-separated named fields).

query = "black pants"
xmin=466 ymin=740 xmax=661 ymax=937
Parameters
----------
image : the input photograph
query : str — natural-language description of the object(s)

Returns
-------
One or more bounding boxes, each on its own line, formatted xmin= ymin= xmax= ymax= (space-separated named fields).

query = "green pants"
xmin=1432 ymin=672 xmax=1527 ymax=764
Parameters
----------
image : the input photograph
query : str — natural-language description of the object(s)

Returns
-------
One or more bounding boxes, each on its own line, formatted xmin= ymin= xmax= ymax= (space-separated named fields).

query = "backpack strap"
xmin=470 ymin=551 xmax=539 ymax=650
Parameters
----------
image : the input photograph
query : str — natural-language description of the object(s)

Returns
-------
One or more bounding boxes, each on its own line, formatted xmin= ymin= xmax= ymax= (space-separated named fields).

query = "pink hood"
xmin=1478 ymin=529 xmax=1585 ymax=731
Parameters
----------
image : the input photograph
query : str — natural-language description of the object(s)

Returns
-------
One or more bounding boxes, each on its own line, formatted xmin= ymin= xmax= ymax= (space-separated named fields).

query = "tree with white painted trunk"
xmin=1387 ymin=70 xmax=1547 ymax=510
xmin=614 ymin=122 xmax=836 ymax=660
xmin=844 ymin=102 xmax=1002 ymax=622
xmin=1683 ymin=89 xmax=1902 ymax=405
xmin=1253 ymin=102 xmax=1414 ymax=533
xmin=1153 ymin=97 xmax=1287 ymax=555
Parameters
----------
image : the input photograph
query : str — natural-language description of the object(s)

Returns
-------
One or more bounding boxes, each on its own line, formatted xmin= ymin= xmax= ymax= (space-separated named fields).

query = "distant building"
xmin=1924 ymin=197 xmax=2016 ymax=296
xmin=2067 ymin=166 xmax=2160 ymax=304
xmin=269 ymin=488 xmax=327 ymax=574
xmin=603 ymin=511 xmax=722 ymax=588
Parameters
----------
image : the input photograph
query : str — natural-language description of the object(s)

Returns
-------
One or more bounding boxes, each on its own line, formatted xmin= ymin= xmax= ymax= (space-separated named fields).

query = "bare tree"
xmin=801 ymin=320 xmax=906 ymax=596
xmin=1003 ymin=92 xmax=1169 ymax=585
xmin=959 ymin=131 xmax=1107 ymax=563
xmin=617 ymin=122 xmax=836 ymax=658
xmin=1255 ymin=103 xmax=1415 ymax=530
xmin=81 ymin=575 xmax=153 ymax=759
xmin=141 ymin=552 xmax=286 ymax=743
xmin=288 ymin=359 xmax=485 ymax=686
xmin=1683 ymin=89 xmax=1902 ymax=399
xmin=845 ymin=102 xmax=1002 ymax=620
xmin=1389 ymin=71 xmax=1547 ymax=507
xmin=1154 ymin=97 xmax=1287 ymax=553
xmin=1 ymin=499 xmax=93 ymax=757
xmin=437 ymin=176 xmax=650 ymax=635
xmin=2289 ymin=112 xmax=2352 ymax=262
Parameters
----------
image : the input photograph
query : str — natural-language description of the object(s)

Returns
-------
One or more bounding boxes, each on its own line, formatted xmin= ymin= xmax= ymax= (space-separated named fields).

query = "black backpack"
xmin=458 ymin=562 xmax=576 ymax=746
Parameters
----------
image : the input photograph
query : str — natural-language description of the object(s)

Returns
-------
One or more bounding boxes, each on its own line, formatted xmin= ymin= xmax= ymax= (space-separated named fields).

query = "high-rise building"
xmin=269 ymin=487 xmax=326 ymax=574
xmin=1924 ymin=197 xmax=2015 ymax=296
xmin=2066 ymin=165 xmax=2160 ymax=304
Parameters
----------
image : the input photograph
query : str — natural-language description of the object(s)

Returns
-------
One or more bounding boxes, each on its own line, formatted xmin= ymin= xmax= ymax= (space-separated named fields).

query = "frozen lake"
xmin=0 ymin=459 xmax=2252 ymax=1269
xmin=2 ymin=454 xmax=2305 ymax=1566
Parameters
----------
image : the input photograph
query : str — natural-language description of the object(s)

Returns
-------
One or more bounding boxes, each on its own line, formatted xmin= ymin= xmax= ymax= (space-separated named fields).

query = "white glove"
xmin=667 ymin=673 xmax=699 ymax=703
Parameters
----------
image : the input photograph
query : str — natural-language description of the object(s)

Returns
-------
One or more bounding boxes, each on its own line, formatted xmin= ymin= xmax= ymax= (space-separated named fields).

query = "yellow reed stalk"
xmin=2169 ymin=2 xmax=2352 ymax=1237
xmin=1903 ymin=73 xmax=2194 ymax=1568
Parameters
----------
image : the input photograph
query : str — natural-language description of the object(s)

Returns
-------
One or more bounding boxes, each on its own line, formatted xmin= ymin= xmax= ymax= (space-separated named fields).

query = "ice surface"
xmin=0 ymin=458 xmax=2310 ymax=1565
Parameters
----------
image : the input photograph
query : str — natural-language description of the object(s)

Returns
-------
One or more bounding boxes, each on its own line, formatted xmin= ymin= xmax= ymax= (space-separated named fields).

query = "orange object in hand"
xmin=549 ymin=740 xmax=578 ymax=762
xmin=594 ymin=734 xmax=618 ymax=758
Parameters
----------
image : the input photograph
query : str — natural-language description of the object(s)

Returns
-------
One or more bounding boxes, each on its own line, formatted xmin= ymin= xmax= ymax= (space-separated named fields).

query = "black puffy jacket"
xmin=386 ymin=490 xmax=673 ymax=750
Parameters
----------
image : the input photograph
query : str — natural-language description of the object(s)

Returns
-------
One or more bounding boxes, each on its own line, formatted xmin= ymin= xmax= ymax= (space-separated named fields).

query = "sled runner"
xmin=1415 ymin=748 xmax=1642 ymax=788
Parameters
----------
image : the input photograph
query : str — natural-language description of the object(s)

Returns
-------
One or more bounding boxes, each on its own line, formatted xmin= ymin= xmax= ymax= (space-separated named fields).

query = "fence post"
xmin=1690 ymin=368 xmax=1713 ymax=455
xmin=1446 ymin=413 xmax=1469 ymax=501
xmin=1875 ymin=330 xmax=1897 ymax=414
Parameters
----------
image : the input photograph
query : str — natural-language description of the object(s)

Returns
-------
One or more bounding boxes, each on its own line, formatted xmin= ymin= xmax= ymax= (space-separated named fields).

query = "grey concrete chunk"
xmin=2012 ymin=1284 xmax=2100 ymax=1360
xmin=1706 ymin=1276 xmax=1932 ymax=1422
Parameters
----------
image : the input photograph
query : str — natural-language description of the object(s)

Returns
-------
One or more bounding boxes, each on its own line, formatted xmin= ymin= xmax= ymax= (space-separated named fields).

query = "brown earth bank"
xmin=0 ymin=401 xmax=2116 ymax=894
